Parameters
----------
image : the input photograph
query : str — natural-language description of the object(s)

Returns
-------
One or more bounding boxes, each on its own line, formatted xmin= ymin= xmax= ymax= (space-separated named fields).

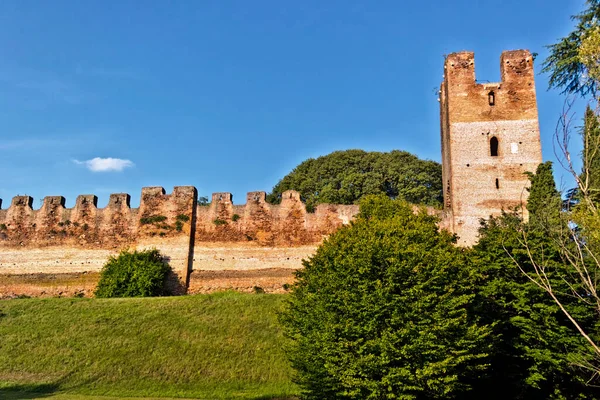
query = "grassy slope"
xmin=0 ymin=292 xmax=298 ymax=399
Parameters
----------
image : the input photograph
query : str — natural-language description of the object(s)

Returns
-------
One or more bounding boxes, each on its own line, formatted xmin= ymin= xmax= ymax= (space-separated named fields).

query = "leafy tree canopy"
xmin=280 ymin=195 xmax=489 ymax=399
xmin=472 ymin=216 xmax=599 ymax=398
xmin=525 ymin=161 xmax=562 ymax=227
xmin=267 ymin=149 xmax=442 ymax=210
xmin=581 ymin=106 xmax=600 ymax=207
xmin=470 ymin=162 xmax=600 ymax=398
xmin=542 ymin=0 xmax=600 ymax=97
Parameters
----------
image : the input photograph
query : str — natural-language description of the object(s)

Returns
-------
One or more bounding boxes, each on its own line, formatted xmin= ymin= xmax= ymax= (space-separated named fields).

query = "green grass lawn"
xmin=0 ymin=292 xmax=298 ymax=399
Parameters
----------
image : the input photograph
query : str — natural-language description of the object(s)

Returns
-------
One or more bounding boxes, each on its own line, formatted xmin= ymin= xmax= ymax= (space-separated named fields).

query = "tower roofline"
xmin=444 ymin=49 xmax=534 ymax=86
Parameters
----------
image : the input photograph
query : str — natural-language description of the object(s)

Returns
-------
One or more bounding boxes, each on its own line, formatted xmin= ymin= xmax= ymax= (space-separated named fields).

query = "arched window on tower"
xmin=490 ymin=136 xmax=499 ymax=157
xmin=488 ymin=91 xmax=495 ymax=106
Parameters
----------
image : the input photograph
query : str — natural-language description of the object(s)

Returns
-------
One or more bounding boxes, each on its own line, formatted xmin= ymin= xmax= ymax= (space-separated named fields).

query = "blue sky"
xmin=0 ymin=0 xmax=588 ymax=207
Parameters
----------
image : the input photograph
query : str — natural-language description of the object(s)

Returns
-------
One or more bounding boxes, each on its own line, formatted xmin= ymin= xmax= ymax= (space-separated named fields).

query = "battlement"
xmin=0 ymin=187 xmax=195 ymax=248
xmin=76 ymin=195 xmax=98 ymax=208
xmin=441 ymin=50 xmax=538 ymax=126
xmin=42 ymin=196 xmax=66 ymax=208
xmin=0 ymin=186 xmax=359 ymax=248
xmin=247 ymin=191 xmax=266 ymax=203
xmin=500 ymin=50 xmax=535 ymax=83
xmin=108 ymin=193 xmax=131 ymax=209
xmin=444 ymin=49 xmax=534 ymax=85
xmin=211 ymin=192 xmax=233 ymax=203
xmin=193 ymin=189 xmax=355 ymax=245
xmin=11 ymin=196 xmax=34 ymax=208
xmin=443 ymin=51 xmax=475 ymax=84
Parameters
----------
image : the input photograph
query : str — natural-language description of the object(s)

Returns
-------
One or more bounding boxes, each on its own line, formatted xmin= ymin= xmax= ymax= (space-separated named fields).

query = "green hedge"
xmin=95 ymin=249 xmax=172 ymax=297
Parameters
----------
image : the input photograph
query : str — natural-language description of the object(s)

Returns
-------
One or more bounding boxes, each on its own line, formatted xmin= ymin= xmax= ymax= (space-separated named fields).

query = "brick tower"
xmin=439 ymin=50 xmax=543 ymax=246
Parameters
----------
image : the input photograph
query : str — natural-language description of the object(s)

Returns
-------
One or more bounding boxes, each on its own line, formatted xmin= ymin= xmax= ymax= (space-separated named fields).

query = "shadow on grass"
xmin=0 ymin=382 xmax=60 ymax=399
xmin=251 ymin=396 xmax=300 ymax=400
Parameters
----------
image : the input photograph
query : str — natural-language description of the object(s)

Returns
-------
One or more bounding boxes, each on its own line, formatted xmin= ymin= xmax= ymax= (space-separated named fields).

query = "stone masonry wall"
xmin=440 ymin=50 xmax=543 ymax=245
xmin=0 ymin=187 xmax=358 ymax=297
xmin=0 ymin=186 xmax=197 ymax=294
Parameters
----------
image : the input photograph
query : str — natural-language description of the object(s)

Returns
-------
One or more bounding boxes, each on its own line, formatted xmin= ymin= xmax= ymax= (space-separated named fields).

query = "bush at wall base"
xmin=95 ymin=249 xmax=172 ymax=298
xmin=280 ymin=195 xmax=490 ymax=399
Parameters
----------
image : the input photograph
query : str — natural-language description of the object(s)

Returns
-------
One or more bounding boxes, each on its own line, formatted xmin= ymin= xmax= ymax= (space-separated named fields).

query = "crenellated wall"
xmin=0 ymin=187 xmax=198 ymax=249
xmin=194 ymin=190 xmax=357 ymax=245
xmin=0 ymin=186 xmax=198 ymax=294
xmin=0 ymin=187 xmax=358 ymax=297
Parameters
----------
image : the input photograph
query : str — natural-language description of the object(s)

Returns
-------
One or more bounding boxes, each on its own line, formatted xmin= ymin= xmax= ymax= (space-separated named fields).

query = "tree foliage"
xmin=95 ymin=249 xmax=172 ymax=298
xmin=579 ymin=24 xmax=600 ymax=86
xmin=525 ymin=161 xmax=563 ymax=228
xmin=542 ymin=0 xmax=600 ymax=97
xmin=472 ymin=214 xmax=599 ymax=398
xmin=538 ymin=1 xmax=600 ymax=373
xmin=281 ymin=172 xmax=600 ymax=398
xmin=280 ymin=196 xmax=489 ymax=399
xmin=267 ymin=150 xmax=442 ymax=210
xmin=581 ymin=106 xmax=600 ymax=207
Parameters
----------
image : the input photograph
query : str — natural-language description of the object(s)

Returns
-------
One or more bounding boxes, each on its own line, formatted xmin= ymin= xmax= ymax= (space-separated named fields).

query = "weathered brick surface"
xmin=188 ymin=269 xmax=296 ymax=294
xmin=195 ymin=190 xmax=358 ymax=245
xmin=191 ymin=243 xmax=317 ymax=271
xmin=0 ymin=187 xmax=357 ymax=296
xmin=0 ymin=186 xmax=198 ymax=286
xmin=440 ymin=50 xmax=542 ymax=245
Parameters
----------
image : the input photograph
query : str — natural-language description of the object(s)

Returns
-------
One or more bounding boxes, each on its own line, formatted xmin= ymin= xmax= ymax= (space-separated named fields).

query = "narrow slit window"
xmin=495 ymin=178 xmax=500 ymax=189
xmin=488 ymin=91 xmax=495 ymax=106
xmin=490 ymin=136 xmax=499 ymax=157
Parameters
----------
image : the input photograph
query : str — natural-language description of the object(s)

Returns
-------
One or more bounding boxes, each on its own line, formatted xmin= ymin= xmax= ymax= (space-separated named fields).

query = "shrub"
xmin=176 ymin=214 xmax=190 ymax=222
xmin=280 ymin=195 xmax=490 ymax=399
xmin=0 ymin=223 xmax=6 ymax=231
xmin=174 ymin=221 xmax=184 ymax=231
xmin=213 ymin=219 xmax=227 ymax=226
xmin=232 ymin=214 xmax=241 ymax=222
xmin=253 ymin=286 xmax=265 ymax=294
xmin=95 ymin=249 xmax=172 ymax=298
xmin=140 ymin=215 xmax=167 ymax=225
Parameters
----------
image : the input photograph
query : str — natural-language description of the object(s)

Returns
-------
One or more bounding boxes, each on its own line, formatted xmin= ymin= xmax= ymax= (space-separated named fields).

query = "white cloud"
xmin=73 ymin=157 xmax=134 ymax=172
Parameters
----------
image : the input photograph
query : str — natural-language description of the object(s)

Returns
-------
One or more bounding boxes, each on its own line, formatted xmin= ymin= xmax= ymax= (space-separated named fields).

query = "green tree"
xmin=267 ymin=149 xmax=442 ymax=211
xmin=578 ymin=24 xmax=600 ymax=86
xmin=581 ymin=106 xmax=600 ymax=208
xmin=542 ymin=0 xmax=600 ymax=97
xmin=525 ymin=161 xmax=562 ymax=228
xmin=535 ymin=2 xmax=600 ymax=374
xmin=95 ymin=249 xmax=172 ymax=298
xmin=470 ymin=162 xmax=600 ymax=397
xmin=280 ymin=195 xmax=489 ymax=399
xmin=471 ymin=211 xmax=599 ymax=399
